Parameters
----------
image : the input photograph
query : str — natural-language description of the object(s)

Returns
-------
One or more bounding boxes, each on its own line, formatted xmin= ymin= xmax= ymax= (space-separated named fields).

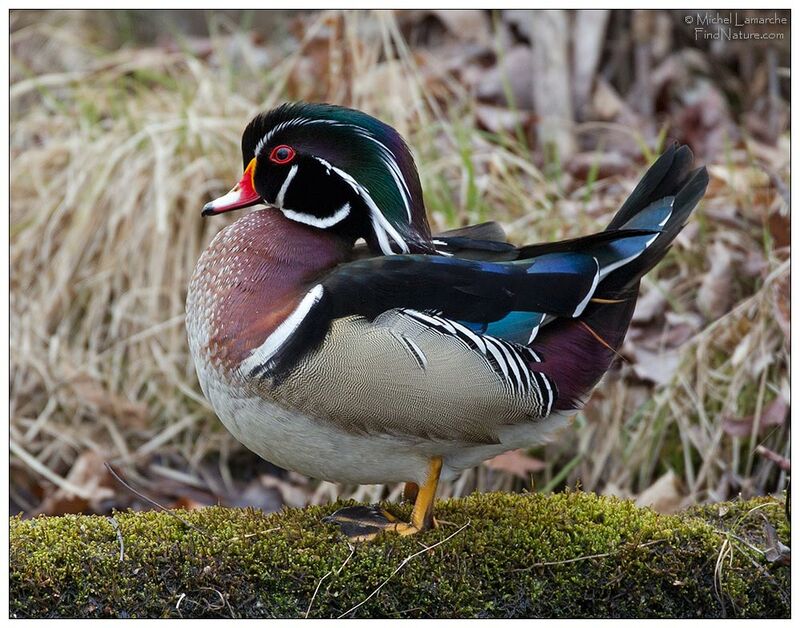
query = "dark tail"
xmin=600 ymin=143 xmax=709 ymax=295
xmin=533 ymin=144 xmax=709 ymax=410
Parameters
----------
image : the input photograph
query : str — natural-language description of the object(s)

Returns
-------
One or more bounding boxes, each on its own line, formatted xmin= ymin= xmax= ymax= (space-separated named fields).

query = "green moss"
xmin=10 ymin=492 xmax=789 ymax=618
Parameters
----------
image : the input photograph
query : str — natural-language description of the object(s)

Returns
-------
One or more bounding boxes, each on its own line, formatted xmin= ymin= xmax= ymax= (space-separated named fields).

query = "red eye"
xmin=269 ymin=144 xmax=295 ymax=164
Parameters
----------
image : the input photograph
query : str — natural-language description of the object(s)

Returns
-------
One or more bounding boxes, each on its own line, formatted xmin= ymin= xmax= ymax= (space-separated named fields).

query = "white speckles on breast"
xmin=188 ymin=212 xmax=269 ymax=386
xmin=187 ymin=210 xmax=350 ymax=377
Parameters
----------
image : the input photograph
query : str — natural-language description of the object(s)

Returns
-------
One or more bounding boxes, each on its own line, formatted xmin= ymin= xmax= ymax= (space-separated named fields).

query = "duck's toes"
xmin=323 ymin=505 xmax=423 ymax=542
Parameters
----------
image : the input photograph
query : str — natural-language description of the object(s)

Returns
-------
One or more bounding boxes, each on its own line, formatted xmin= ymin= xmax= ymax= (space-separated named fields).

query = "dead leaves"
xmin=772 ymin=272 xmax=789 ymax=344
xmin=11 ymin=9 xmax=791 ymax=518
xmin=697 ymin=241 xmax=735 ymax=320
xmin=566 ymin=152 xmax=632 ymax=180
xmin=635 ymin=470 xmax=687 ymax=514
xmin=484 ymin=449 xmax=546 ymax=479
xmin=428 ymin=10 xmax=491 ymax=45
xmin=477 ymin=45 xmax=535 ymax=110
xmin=475 ymin=105 xmax=535 ymax=135
xmin=630 ymin=347 xmax=681 ymax=387
xmin=722 ymin=396 xmax=788 ymax=439
xmin=763 ymin=521 xmax=790 ymax=565
xmin=34 ymin=451 xmax=115 ymax=516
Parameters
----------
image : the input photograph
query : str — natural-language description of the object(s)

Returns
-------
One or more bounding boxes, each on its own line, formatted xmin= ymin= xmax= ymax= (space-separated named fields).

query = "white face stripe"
xmin=273 ymin=158 xmax=351 ymax=229
xmin=275 ymin=164 xmax=298 ymax=208
xmin=329 ymin=163 xmax=359 ymax=189
xmin=239 ymin=285 xmax=324 ymax=374
xmin=313 ymin=156 xmax=333 ymax=174
xmin=255 ymin=117 xmax=321 ymax=156
xmin=329 ymin=164 xmax=410 ymax=255
xmin=369 ymin=215 xmax=394 ymax=255
xmin=262 ymin=148 xmax=401 ymax=245
xmin=282 ymin=202 xmax=351 ymax=229
xmin=364 ymin=195 xmax=410 ymax=254
xmin=255 ymin=116 xmax=414 ymax=227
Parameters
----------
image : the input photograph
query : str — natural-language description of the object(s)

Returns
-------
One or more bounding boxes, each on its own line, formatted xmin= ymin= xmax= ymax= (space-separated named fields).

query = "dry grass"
xmin=10 ymin=10 xmax=789 ymax=514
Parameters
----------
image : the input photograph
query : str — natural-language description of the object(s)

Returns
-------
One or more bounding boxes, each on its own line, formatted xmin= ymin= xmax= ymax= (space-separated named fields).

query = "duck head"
xmin=203 ymin=102 xmax=432 ymax=254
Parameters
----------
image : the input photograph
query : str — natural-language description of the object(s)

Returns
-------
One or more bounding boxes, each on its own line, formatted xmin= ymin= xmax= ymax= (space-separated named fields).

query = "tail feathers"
xmin=617 ymin=196 xmax=674 ymax=231
xmin=515 ymin=145 xmax=707 ymax=299
xmin=474 ymin=153 xmax=708 ymax=350
xmin=532 ymin=145 xmax=708 ymax=411
xmin=606 ymin=143 xmax=697 ymax=231
xmin=599 ymin=164 xmax=708 ymax=295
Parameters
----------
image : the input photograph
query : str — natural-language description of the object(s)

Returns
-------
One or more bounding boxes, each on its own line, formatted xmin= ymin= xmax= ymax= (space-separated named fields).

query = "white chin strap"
xmin=281 ymin=202 xmax=351 ymax=229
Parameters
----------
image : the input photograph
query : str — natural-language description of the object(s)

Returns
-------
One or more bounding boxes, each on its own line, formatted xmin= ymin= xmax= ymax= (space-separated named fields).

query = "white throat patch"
xmin=282 ymin=203 xmax=351 ymax=229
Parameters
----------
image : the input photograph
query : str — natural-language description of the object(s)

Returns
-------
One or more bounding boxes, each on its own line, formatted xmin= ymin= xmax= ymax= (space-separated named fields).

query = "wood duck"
xmin=186 ymin=102 xmax=708 ymax=541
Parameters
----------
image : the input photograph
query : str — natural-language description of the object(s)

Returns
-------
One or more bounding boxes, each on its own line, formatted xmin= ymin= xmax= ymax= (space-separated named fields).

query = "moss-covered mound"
xmin=10 ymin=491 xmax=789 ymax=618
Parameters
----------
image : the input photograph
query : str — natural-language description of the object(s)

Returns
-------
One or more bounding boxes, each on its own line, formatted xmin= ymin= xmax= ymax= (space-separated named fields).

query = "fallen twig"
xmin=175 ymin=592 xmax=186 ymax=616
xmin=338 ymin=522 xmax=471 ymax=619
xmin=200 ymin=586 xmax=236 ymax=618
xmin=305 ymin=543 xmax=355 ymax=618
xmin=104 ymin=463 xmax=211 ymax=539
xmin=511 ymin=538 xmax=667 ymax=572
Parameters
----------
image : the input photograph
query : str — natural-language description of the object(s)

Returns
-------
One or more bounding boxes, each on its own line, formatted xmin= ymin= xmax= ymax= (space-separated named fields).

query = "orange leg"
xmin=407 ymin=456 xmax=442 ymax=531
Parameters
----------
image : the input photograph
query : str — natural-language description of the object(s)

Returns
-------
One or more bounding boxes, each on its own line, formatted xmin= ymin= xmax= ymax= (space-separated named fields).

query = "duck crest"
xmin=186 ymin=209 xmax=350 ymax=374
xmin=241 ymin=102 xmax=433 ymax=253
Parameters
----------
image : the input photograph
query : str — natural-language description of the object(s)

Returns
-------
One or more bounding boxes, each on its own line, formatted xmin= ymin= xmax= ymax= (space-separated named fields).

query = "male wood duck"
xmin=186 ymin=102 xmax=708 ymax=541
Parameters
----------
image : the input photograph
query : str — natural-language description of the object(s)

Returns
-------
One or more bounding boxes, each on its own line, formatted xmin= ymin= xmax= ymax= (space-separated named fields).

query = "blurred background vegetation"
xmin=10 ymin=9 xmax=789 ymax=518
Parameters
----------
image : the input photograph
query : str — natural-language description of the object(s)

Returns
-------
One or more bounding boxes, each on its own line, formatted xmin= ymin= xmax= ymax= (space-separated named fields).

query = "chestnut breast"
xmin=187 ymin=209 xmax=351 ymax=373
